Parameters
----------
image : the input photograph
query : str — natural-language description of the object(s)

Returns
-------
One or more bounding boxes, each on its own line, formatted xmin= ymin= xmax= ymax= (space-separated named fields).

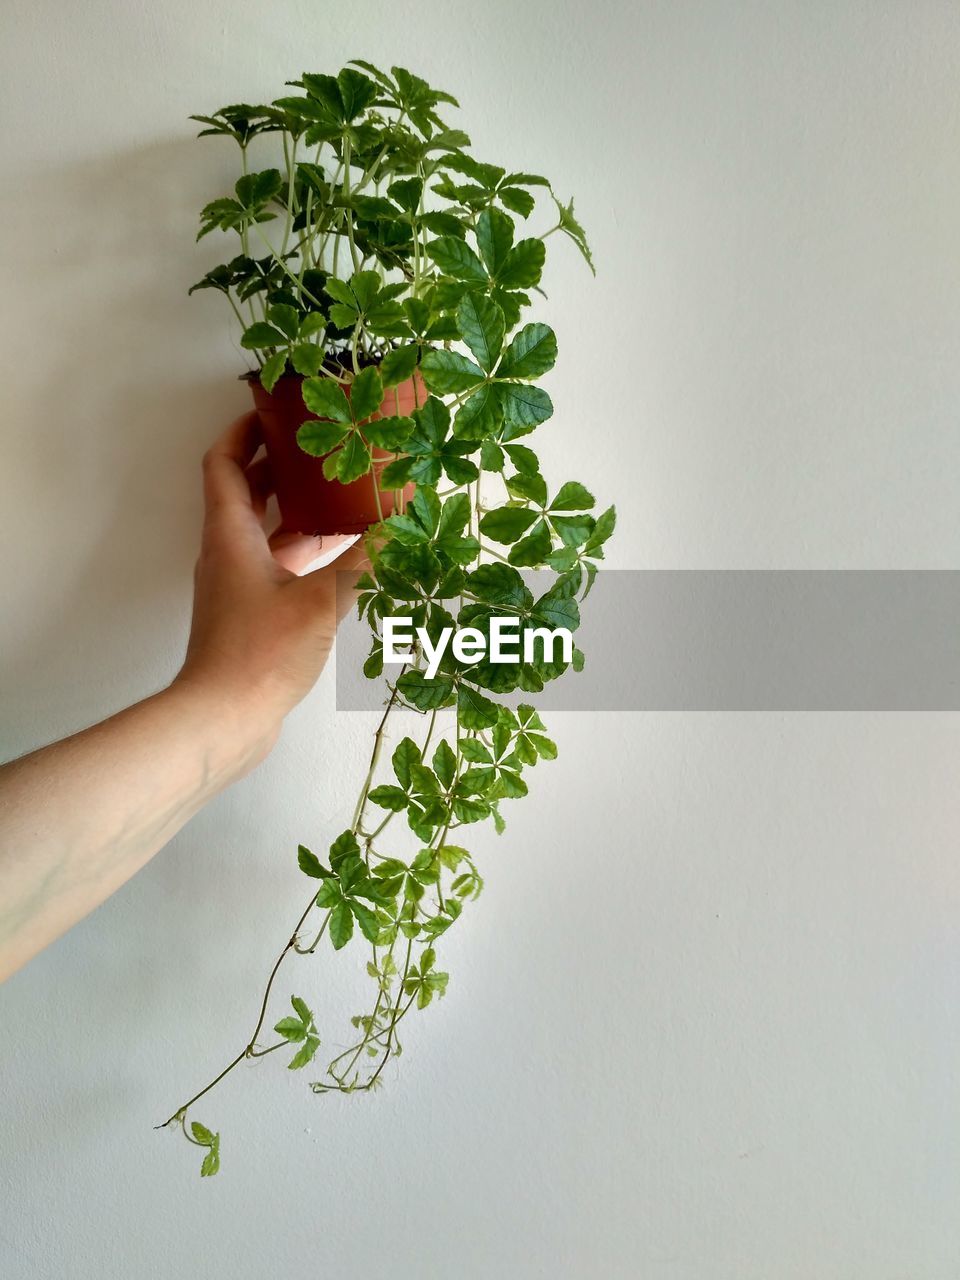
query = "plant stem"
xmin=351 ymin=676 xmax=404 ymax=832
xmin=157 ymin=891 xmax=321 ymax=1128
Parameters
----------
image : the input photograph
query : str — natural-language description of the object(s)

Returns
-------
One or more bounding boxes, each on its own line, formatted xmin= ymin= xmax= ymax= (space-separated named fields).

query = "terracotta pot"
xmin=248 ymin=370 xmax=423 ymax=536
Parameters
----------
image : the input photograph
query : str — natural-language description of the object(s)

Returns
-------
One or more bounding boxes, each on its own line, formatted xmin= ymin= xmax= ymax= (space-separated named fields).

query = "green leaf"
xmin=476 ymin=208 xmax=515 ymax=277
xmin=481 ymin=439 xmax=505 ymax=471
xmin=545 ymin=547 xmax=579 ymax=573
xmin=439 ymin=844 xmax=469 ymax=870
xmin=388 ymin=175 xmax=424 ymax=211
xmin=241 ymin=322 xmax=287 ymax=350
xmin=288 ymin=1034 xmax=321 ymax=1070
xmin=322 ymin=448 xmax=344 ymax=480
xmin=465 ymin=563 xmax=533 ymax=608
xmin=300 ymin=311 xmax=327 ymax=338
xmin=380 ymin=344 xmax=419 ymax=388
xmin=552 ymin=191 xmax=595 ymax=274
xmin=363 ymin=640 xmax=383 ymax=679
xmin=349 ymin=270 xmax=382 ymax=311
xmin=291 ymin=995 xmax=312 ymax=1026
xmin=550 ymin=481 xmax=595 ymax=511
xmin=349 ymin=366 xmax=384 ymax=422
xmin=236 ymin=167 xmax=283 ymax=207
xmin=454 ymin=384 xmax=502 ymax=440
xmin=420 ymin=349 xmax=485 ymax=394
xmin=456 ymin=294 xmax=505 ymax=373
xmin=392 ymin=737 xmax=421 ymax=789
xmin=459 ymin=737 xmax=493 ymax=764
xmin=191 ymin=1121 xmax=215 ymax=1146
xmin=350 ymin=899 xmax=380 ymax=943
xmin=437 ymin=535 xmax=478 ymax=565
xmin=441 ymin=454 xmax=480 ymax=485
xmin=496 ymin=383 xmax=553 ymax=429
xmin=452 ymin=793 xmax=491 ymax=823
xmin=504 ymin=171 xmax=551 ymax=188
xmin=398 ymin=669 xmax=456 ymax=711
xmin=297 ymin=419 xmax=350 ymax=457
xmin=267 ymin=303 xmax=300 ymax=340
xmin=363 ymin=415 xmax=414 ymax=450
xmin=302 ymin=377 xmax=352 ymax=422
xmin=585 ymin=504 xmax=616 ymax=553
xmin=533 ymin=590 xmax=580 ymax=631
xmin=366 ymin=301 xmax=411 ymax=339
xmin=497 ymin=769 xmax=528 ymax=799
xmin=325 ymin=277 xmax=357 ymax=308
xmin=460 ymin=765 xmax=496 ymax=793
xmin=427 ymin=236 xmax=488 ymax=283
xmin=457 ymin=685 xmax=500 ymax=730
xmin=412 ymin=486 xmax=441 ymax=534
xmin=432 ymin=739 xmax=457 ymax=788
xmin=504 ymin=443 xmax=540 ymax=475
xmin=410 ymin=395 xmax=451 ymax=446
xmin=506 ymin=472 xmax=548 ymax=506
xmin=402 ymin=296 xmax=432 ymax=334
xmin=336 ymin=432 xmax=371 ymax=482
xmin=380 ymin=457 xmax=415 ymax=489
xmin=330 ymin=830 xmax=361 ymax=868
xmin=315 ymin=879 xmax=342 ymax=909
xmin=274 ymin=1016 xmax=308 ymax=1042
xmin=200 ymin=1137 xmax=220 ymax=1178
xmin=497 ymin=323 xmax=558 ymax=380
xmin=496 ymin=238 xmax=546 ymax=289
xmin=329 ymin=303 xmax=360 ymax=329
xmin=437 ymin=492 xmax=470 ymax=539
xmin=256 ymin=352 xmax=289 ymax=400
xmin=508 ymin=520 xmax=553 ymax=567
xmin=290 ymin=343 xmax=324 ymax=376
xmin=338 ymin=855 xmax=365 ymax=896
xmin=528 ymin=732 xmax=558 ymax=759
xmin=551 ymin=514 xmax=594 ymax=547
xmin=499 ymin=186 xmax=535 ymax=217
xmin=337 ymin=66 xmax=378 ymax=120
xmin=479 ymin=507 xmax=539 ymax=544
xmin=410 ymin=762 xmax=441 ymax=795
xmin=298 ymin=844 xmax=327 ymax=878
xmin=385 ymin=513 xmax=431 ymax=545
xmin=329 ymin=901 xmax=355 ymax=949
xmin=368 ymin=785 xmax=409 ymax=811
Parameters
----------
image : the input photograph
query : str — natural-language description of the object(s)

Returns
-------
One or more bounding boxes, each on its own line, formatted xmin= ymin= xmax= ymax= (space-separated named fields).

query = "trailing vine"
xmin=161 ymin=60 xmax=614 ymax=1176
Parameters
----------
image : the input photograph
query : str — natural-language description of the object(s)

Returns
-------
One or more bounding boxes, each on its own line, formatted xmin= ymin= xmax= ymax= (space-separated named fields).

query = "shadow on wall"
xmin=1 ymin=136 xmax=254 ymax=750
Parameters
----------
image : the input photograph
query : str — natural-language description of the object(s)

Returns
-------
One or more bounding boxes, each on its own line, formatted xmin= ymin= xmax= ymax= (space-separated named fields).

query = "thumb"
xmin=303 ymin=538 xmax=373 ymax=625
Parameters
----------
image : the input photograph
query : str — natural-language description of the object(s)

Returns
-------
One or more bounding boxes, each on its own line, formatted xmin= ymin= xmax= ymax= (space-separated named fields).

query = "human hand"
xmin=173 ymin=412 xmax=370 ymax=765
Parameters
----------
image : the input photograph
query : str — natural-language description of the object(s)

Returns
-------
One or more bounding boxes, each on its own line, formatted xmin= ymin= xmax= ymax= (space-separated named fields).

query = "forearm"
xmin=0 ymin=680 xmax=273 ymax=982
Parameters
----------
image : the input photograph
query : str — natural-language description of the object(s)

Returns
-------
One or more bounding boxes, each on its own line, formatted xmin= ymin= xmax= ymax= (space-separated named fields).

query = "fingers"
xmin=244 ymin=456 xmax=274 ymax=523
xmin=201 ymin=412 xmax=262 ymax=518
xmin=306 ymin=538 xmax=373 ymax=625
xmin=267 ymin=528 xmax=326 ymax=575
xmin=267 ymin=529 xmax=371 ymax=577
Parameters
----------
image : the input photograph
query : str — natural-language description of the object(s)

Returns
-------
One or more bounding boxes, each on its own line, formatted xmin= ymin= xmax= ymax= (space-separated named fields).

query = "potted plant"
xmin=161 ymin=60 xmax=615 ymax=1176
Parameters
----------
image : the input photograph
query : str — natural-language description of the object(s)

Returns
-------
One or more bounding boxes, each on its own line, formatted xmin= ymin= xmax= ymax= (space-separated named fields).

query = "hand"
xmin=174 ymin=412 xmax=369 ymax=765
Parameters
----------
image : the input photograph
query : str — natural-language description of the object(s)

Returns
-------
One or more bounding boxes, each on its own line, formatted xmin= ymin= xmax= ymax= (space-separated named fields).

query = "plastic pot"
xmin=247 ymin=370 xmax=422 ymax=536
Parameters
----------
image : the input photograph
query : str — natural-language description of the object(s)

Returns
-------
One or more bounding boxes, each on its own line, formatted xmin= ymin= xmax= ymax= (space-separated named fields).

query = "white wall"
xmin=3 ymin=2 xmax=960 ymax=1276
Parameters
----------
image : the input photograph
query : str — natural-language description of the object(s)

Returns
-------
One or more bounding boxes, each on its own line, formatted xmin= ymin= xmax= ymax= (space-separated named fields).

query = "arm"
xmin=0 ymin=412 xmax=367 ymax=983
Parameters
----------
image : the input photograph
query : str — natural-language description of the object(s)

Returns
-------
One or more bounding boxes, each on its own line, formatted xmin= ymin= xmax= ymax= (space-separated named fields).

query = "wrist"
xmin=164 ymin=675 xmax=282 ymax=783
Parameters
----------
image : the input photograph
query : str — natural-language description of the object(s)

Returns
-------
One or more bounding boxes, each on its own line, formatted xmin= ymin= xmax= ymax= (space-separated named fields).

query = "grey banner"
xmin=335 ymin=571 xmax=960 ymax=711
